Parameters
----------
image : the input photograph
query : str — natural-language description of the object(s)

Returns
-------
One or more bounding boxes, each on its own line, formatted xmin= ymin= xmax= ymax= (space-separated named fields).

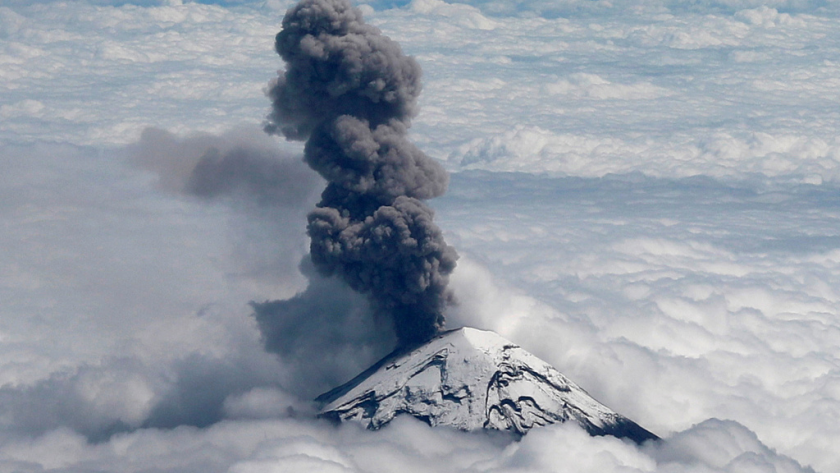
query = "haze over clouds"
xmin=1 ymin=0 xmax=839 ymax=472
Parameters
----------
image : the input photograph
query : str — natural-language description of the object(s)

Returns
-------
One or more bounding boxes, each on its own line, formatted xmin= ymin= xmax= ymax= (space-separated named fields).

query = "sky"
xmin=2 ymin=0 xmax=840 ymax=471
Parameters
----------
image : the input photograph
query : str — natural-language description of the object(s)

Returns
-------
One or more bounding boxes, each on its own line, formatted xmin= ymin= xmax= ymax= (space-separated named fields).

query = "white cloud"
xmin=409 ymin=0 xmax=498 ymax=30
xmin=0 ymin=415 xmax=816 ymax=472
xmin=434 ymin=171 xmax=840 ymax=472
xmin=1 ymin=0 xmax=840 ymax=472
xmin=0 ymin=2 xmax=281 ymax=145
xmin=1 ymin=129 xmax=832 ymax=470
xmin=0 ymin=99 xmax=45 ymax=118
xmin=4 ymin=0 xmax=840 ymax=181
xmin=448 ymin=127 xmax=840 ymax=180
xmin=542 ymin=73 xmax=673 ymax=100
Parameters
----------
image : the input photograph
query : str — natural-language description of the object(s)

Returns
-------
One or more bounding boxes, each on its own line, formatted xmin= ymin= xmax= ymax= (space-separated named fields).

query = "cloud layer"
xmin=438 ymin=171 xmax=840 ymax=472
xmin=4 ymin=0 xmax=840 ymax=182
xmin=2 ymin=0 xmax=839 ymax=472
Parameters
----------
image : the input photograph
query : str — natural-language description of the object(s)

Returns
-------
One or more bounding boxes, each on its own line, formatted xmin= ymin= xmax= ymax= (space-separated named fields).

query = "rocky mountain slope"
xmin=316 ymin=327 xmax=658 ymax=443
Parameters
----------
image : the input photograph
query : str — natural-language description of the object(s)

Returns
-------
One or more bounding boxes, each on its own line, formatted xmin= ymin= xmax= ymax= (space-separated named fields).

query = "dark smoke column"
xmin=265 ymin=0 xmax=458 ymax=345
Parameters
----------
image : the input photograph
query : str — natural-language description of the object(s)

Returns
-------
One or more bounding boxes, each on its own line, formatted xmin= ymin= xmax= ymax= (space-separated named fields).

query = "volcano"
xmin=316 ymin=327 xmax=658 ymax=444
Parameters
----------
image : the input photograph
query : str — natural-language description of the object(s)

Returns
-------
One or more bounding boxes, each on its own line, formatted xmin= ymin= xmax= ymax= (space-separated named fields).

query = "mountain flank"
xmin=316 ymin=327 xmax=658 ymax=444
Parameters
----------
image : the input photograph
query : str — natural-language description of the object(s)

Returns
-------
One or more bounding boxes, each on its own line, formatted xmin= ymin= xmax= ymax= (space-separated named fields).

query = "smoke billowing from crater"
xmin=264 ymin=0 xmax=458 ymax=346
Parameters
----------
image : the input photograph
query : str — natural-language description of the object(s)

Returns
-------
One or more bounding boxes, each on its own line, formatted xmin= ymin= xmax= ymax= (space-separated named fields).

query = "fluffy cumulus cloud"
xmin=385 ymin=3 xmax=840 ymax=181
xmin=438 ymin=172 xmax=840 ymax=472
xmin=2 ymin=0 xmax=840 ymax=472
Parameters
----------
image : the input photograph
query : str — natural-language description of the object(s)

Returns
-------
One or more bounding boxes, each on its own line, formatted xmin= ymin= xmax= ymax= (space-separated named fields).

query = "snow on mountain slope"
xmin=316 ymin=327 xmax=658 ymax=444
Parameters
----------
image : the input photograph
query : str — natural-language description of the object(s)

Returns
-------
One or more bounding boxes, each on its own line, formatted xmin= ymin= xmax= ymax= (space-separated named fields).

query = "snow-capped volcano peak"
xmin=316 ymin=327 xmax=658 ymax=443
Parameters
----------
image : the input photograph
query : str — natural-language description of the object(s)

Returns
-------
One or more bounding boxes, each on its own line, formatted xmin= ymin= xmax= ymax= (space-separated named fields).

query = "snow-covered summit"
xmin=316 ymin=327 xmax=658 ymax=443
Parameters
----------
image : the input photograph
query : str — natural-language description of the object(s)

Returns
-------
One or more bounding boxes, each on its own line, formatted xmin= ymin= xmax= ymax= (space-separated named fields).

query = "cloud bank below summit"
xmin=1 ymin=0 xmax=839 ymax=472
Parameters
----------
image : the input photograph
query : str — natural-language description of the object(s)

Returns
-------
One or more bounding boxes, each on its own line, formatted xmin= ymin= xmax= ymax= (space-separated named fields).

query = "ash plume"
xmin=265 ymin=0 xmax=457 ymax=345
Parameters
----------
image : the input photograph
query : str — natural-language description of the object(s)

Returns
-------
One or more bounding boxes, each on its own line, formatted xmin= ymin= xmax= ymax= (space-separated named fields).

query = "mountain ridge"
xmin=316 ymin=327 xmax=658 ymax=444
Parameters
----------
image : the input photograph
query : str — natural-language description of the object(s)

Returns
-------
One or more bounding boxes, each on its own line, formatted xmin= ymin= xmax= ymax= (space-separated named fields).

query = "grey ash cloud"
xmin=129 ymin=126 xmax=321 ymax=207
xmin=251 ymin=257 xmax=398 ymax=398
xmin=262 ymin=0 xmax=458 ymax=346
xmin=264 ymin=0 xmax=422 ymax=140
